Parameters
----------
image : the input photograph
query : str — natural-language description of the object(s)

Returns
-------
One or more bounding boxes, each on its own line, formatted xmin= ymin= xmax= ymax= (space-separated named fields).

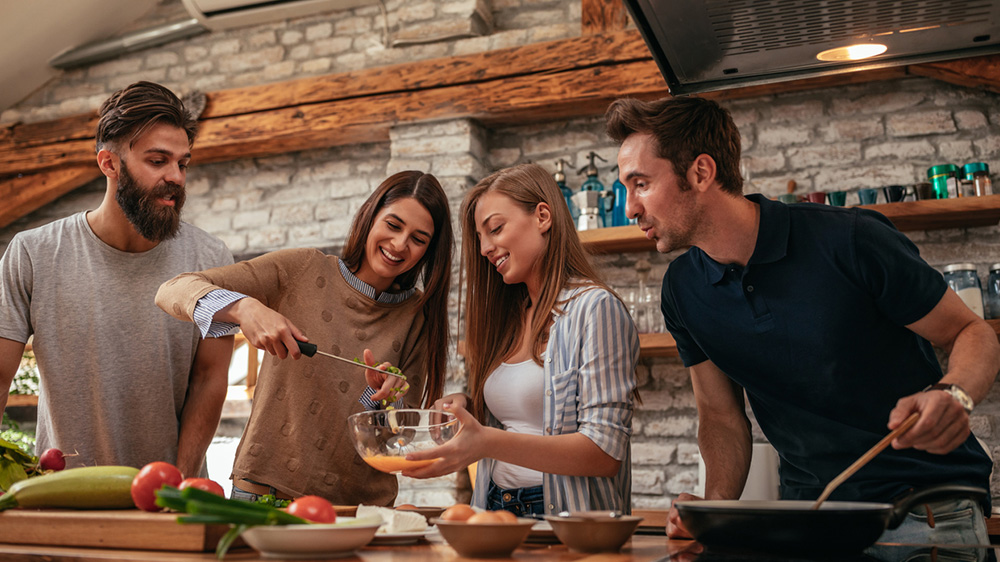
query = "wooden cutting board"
xmin=0 ymin=509 xmax=232 ymax=552
xmin=0 ymin=505 xmax=359 ymax=552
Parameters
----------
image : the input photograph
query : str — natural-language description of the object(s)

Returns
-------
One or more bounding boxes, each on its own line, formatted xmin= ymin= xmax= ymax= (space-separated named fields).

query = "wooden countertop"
xmin=0 ymin=534 xmax=690 ymax=561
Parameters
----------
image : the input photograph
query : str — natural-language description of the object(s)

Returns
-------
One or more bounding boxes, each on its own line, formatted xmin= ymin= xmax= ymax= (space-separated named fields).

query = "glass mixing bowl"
xmin=347 ymin=409 xmax=460 ymax=474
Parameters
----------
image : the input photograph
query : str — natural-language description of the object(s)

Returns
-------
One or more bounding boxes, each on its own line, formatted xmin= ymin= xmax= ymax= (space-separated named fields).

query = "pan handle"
xmin=887 ymin=485 xmax=988 ymax=529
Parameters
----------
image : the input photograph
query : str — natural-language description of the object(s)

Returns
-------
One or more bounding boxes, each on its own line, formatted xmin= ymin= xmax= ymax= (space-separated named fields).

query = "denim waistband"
xmin=486 ymin=480 xmax=544 ymax=517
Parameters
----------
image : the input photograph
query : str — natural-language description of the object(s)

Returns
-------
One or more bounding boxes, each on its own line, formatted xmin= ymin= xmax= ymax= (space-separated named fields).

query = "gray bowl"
xmin=543 ymin=512 xmax=643 ymax=553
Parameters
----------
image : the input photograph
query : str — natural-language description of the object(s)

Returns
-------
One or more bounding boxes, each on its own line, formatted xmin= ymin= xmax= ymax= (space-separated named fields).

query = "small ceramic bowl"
xmin=433 ymin=518 xmax=535 ymax=557
xmin=543 ymin=512 xmax=643 ymax=553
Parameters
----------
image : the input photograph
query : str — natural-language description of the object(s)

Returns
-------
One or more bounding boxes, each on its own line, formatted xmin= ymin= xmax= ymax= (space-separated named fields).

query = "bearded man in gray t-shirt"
xmin=0 ymin=81 xmax=234 ymax=478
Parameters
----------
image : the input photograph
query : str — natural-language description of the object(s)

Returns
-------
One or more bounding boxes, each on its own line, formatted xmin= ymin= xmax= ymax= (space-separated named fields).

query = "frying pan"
xmin=676 ymin=484 xmax=987 ymax=554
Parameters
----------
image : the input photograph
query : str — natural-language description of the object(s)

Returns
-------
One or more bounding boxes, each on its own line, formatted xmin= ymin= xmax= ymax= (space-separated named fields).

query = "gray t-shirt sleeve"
xmin=0 ymin=235 xmax=33 ymax=343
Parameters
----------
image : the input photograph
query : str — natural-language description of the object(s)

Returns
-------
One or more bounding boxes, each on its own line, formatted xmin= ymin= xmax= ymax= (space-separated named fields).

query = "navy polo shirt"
xmin=661 ymin=194 xmax=992 ymax=504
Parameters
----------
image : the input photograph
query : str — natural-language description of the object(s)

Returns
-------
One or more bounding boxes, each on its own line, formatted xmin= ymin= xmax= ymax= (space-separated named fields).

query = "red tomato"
xmin=178 ymin=477 xmax=225 ymax=497
xmin=131 ymin=461 xmax=183 ymax=512
xmin=287 ymin=495 xmax=337 ymax=523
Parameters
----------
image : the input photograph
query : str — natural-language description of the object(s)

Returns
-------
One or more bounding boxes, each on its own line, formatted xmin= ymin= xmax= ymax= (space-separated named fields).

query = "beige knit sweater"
xmin=156 ymin=248 xmax=427 ymax=505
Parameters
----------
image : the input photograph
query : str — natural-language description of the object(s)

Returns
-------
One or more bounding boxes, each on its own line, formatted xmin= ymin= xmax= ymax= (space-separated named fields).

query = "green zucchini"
xmin=0 ymin=465 xmax=139 ymax=511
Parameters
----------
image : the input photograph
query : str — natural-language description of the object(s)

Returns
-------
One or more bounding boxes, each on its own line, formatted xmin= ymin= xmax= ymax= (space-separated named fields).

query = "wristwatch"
xmin=926 ymin=383 xmax=975 ymax=414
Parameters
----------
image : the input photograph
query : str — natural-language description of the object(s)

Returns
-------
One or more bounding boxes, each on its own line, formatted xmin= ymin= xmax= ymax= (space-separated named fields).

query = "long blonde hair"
xmin=461 ymin=163 xmax=612 ymax=422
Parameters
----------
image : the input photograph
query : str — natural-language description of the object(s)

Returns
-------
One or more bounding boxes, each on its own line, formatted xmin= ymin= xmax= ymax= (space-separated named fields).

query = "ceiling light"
xmin=816 ymin=44 xmax=889 ymax=62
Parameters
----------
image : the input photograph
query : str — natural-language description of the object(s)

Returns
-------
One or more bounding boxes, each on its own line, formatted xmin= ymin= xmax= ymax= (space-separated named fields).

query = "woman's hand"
xmin=432 ymin=393 xmax=468 ymax=412
xmin=362 ymin=349 xmax=408 ymax=403
xmin=402 ymin=402 xmax=490 ymax=479
xmin=221 ymin=298 xmax=307 ymax=359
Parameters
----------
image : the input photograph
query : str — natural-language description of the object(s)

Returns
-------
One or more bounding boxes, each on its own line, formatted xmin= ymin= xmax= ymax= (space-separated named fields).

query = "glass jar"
xmin=943 ymin=263 xmax=984 ymax=319
xmin=962 ymin=162 xmax=993 ymax=197
xmin=986 ymin=264 xmax=1000 ymax=320
xmin=927 ymin=164 xmax=960 ymax=199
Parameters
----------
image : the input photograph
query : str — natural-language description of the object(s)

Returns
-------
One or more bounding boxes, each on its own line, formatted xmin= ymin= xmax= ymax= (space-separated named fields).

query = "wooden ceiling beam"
xmin=909 ymin=54 xmax=1000 ymax=94
xmin=3 ymin=29 xmax=1000 ymax=228
xmin=3 ymin=60 xmax=669 ymax=175
xmin=582 ymin=0 xmax=630 ymax=35
xmin=0 ymin=166 xmax=101 ymax=228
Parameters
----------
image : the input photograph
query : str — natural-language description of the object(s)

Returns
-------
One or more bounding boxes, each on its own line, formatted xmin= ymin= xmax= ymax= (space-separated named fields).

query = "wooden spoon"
xmin=811 ymin=412 xmax=920 ymax=510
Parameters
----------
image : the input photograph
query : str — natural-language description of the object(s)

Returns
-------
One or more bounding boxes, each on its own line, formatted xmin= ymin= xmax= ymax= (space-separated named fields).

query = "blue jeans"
xmin=865 ymin=499 xmax=989 ymax=562
xmin=230 ymin=479 xmax=289 ymax=503
xmin=486 ymin=480 xmax=544 ymax=517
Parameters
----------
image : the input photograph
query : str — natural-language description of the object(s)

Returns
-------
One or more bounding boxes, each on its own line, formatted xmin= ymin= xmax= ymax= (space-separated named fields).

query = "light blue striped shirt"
xmin=192 ymin=258 xmax=414 ymax=410
xmin=471 ymin=284 xmax=639 ymax=514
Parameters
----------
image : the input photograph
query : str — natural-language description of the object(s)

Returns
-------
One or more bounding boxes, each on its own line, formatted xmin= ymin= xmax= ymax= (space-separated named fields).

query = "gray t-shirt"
xmin=0 ymin=212 xmax=232 ymax=468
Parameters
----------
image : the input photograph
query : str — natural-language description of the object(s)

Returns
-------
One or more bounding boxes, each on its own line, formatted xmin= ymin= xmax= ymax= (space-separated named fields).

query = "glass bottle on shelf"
xmin=635 ymin=259 xmax=658 ymax=333
xmin=942 ymin=263 xmax=985 ymax=319
xmin=962 ymin=162 xmax=993 ymax=197
xmin=553 ymin=158 xmax=578 ymax=222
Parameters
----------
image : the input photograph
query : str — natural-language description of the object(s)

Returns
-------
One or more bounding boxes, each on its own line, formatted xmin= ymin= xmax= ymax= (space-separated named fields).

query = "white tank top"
xmin=483 ymin=359 xmax=545 ymax=489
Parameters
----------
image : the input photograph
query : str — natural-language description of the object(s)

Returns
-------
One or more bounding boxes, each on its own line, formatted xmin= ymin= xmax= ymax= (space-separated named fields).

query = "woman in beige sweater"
xmin=156 ymin=170 xmax=453 ymax=505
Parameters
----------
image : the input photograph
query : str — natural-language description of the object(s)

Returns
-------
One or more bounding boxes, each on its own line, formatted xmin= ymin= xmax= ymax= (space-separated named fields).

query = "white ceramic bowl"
xmin=240 ymin=518 xmax=381 ymax=559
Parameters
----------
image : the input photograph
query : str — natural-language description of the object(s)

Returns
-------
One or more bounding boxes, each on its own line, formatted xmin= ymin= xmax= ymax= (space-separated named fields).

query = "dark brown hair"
xmin=341 ymin=171 xmax=453 ymax=405
xmin=96 ymin=81 xmax=197 ymax=153
xmin=606 ymin=97 xmax=743 ymax=195
xmin=461 ymin=163 xmax=615 ymax=422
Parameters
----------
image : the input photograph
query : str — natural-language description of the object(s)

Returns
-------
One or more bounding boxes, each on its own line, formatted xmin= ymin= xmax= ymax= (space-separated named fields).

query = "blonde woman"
xmin=405 ymin=163 xmax=639 ymax=516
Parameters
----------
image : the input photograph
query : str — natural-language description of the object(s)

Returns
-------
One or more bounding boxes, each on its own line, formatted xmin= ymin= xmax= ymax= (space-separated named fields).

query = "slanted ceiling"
xmin=2 ymin=0 xmax=1000 ymax=229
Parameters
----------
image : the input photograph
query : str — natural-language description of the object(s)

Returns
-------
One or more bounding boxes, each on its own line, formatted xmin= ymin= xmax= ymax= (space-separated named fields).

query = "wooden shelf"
xmin=578 ymin=225 xmax=655 ymax=253
xmin=638 ymin=332 xmax=678 ymax=358
xmin=577 ymin=195 xmax=1000 ymax=254
xmin=6 ymin=394 xmax=37 ymax=407
xmin=857 ymin=194 xmax=1000 ymax=231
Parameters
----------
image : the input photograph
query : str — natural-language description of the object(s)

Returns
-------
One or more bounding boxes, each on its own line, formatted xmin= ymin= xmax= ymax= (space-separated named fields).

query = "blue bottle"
xmin=578 ymin=152 xmax=609 ymax=227
xmin=553 ymin=159 xmax=577 ymax=222
xmin=610 ymin=165 xmax=629 ymax=227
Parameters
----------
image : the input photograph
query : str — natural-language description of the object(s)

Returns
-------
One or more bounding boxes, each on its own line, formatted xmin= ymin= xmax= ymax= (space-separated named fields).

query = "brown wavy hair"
xmin=605 ymin=96 xmax=743 ymax=195
xmin=461 ymin=163 xmax=613 ymax=422
xmin=96 ymin=81 xmax=197 ymax=152
xmin=341 ymin=171 xmax=453 ymax=405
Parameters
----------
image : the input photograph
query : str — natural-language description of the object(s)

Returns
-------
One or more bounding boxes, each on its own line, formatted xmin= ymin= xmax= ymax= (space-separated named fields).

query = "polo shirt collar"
xmin=698 ymin=193 xmax=790 ymax=285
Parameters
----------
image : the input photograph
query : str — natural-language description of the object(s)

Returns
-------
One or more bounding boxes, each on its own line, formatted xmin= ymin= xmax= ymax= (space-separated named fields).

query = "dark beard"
xmin=115 ymin=161 xmax=185 ymax=243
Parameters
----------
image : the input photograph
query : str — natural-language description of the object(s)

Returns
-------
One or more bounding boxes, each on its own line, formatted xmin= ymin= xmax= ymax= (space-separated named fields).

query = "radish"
xmin=38 ymin=448 xmax=66 ymax=471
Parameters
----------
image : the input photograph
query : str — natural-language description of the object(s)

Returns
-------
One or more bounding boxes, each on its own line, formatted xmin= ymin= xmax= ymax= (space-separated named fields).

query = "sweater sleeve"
xmin=155 ymin=248 xmax=318 ymax=323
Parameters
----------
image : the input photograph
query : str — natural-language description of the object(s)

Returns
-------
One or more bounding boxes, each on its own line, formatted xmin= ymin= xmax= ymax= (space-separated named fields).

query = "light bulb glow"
xmin=816 ymin=44 xmax=888 ymax=62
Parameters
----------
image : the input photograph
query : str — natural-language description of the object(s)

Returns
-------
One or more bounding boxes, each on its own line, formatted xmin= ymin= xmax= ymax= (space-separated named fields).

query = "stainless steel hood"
xmin=623 ymin=0 xmax=1000 ymax=96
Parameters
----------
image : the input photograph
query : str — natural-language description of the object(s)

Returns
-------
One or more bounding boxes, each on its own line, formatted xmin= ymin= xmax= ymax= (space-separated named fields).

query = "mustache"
xmin=150 ymin=181 xmax=184 ymax=200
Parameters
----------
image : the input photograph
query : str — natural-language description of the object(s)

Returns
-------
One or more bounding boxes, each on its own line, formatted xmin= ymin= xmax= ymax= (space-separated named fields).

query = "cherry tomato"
xmin=178 ymin=477 xmax=225 ymax=497
xmin=287 ymin=495 xmax=337 ymax=523
xmin=131 ymin=461 xmax=183 ymax=512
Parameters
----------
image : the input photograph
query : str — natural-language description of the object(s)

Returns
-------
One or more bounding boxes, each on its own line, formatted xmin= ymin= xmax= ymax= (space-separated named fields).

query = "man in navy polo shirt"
xmin=606 ymin=95 xmax=1000 ymax=546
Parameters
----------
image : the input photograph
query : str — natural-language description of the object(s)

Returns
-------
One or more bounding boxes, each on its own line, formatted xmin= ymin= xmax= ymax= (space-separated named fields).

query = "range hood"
xmin=623 ymin=0 xmax=1000 ymax=96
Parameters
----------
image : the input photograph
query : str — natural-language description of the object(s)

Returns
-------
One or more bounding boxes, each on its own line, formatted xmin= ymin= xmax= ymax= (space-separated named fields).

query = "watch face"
xmin=944 ymin=386 xmax=974 ymax=413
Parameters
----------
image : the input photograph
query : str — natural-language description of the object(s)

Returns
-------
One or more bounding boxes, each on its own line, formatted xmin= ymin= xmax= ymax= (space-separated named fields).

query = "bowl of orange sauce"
xmin=347 ymin=409 xmax=460 ymax=474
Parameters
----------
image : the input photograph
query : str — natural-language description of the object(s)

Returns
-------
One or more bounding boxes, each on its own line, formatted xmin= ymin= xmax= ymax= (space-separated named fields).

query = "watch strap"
xmin=926 ymin=383 xmax=974 ymax=414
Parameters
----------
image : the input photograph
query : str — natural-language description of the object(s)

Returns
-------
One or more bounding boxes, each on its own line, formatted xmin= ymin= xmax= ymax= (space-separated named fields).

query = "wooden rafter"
xmin=581 ymin=0 xmax=630 ymax=35
xmin=0 ymin=166 xmax=101 ymax=228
